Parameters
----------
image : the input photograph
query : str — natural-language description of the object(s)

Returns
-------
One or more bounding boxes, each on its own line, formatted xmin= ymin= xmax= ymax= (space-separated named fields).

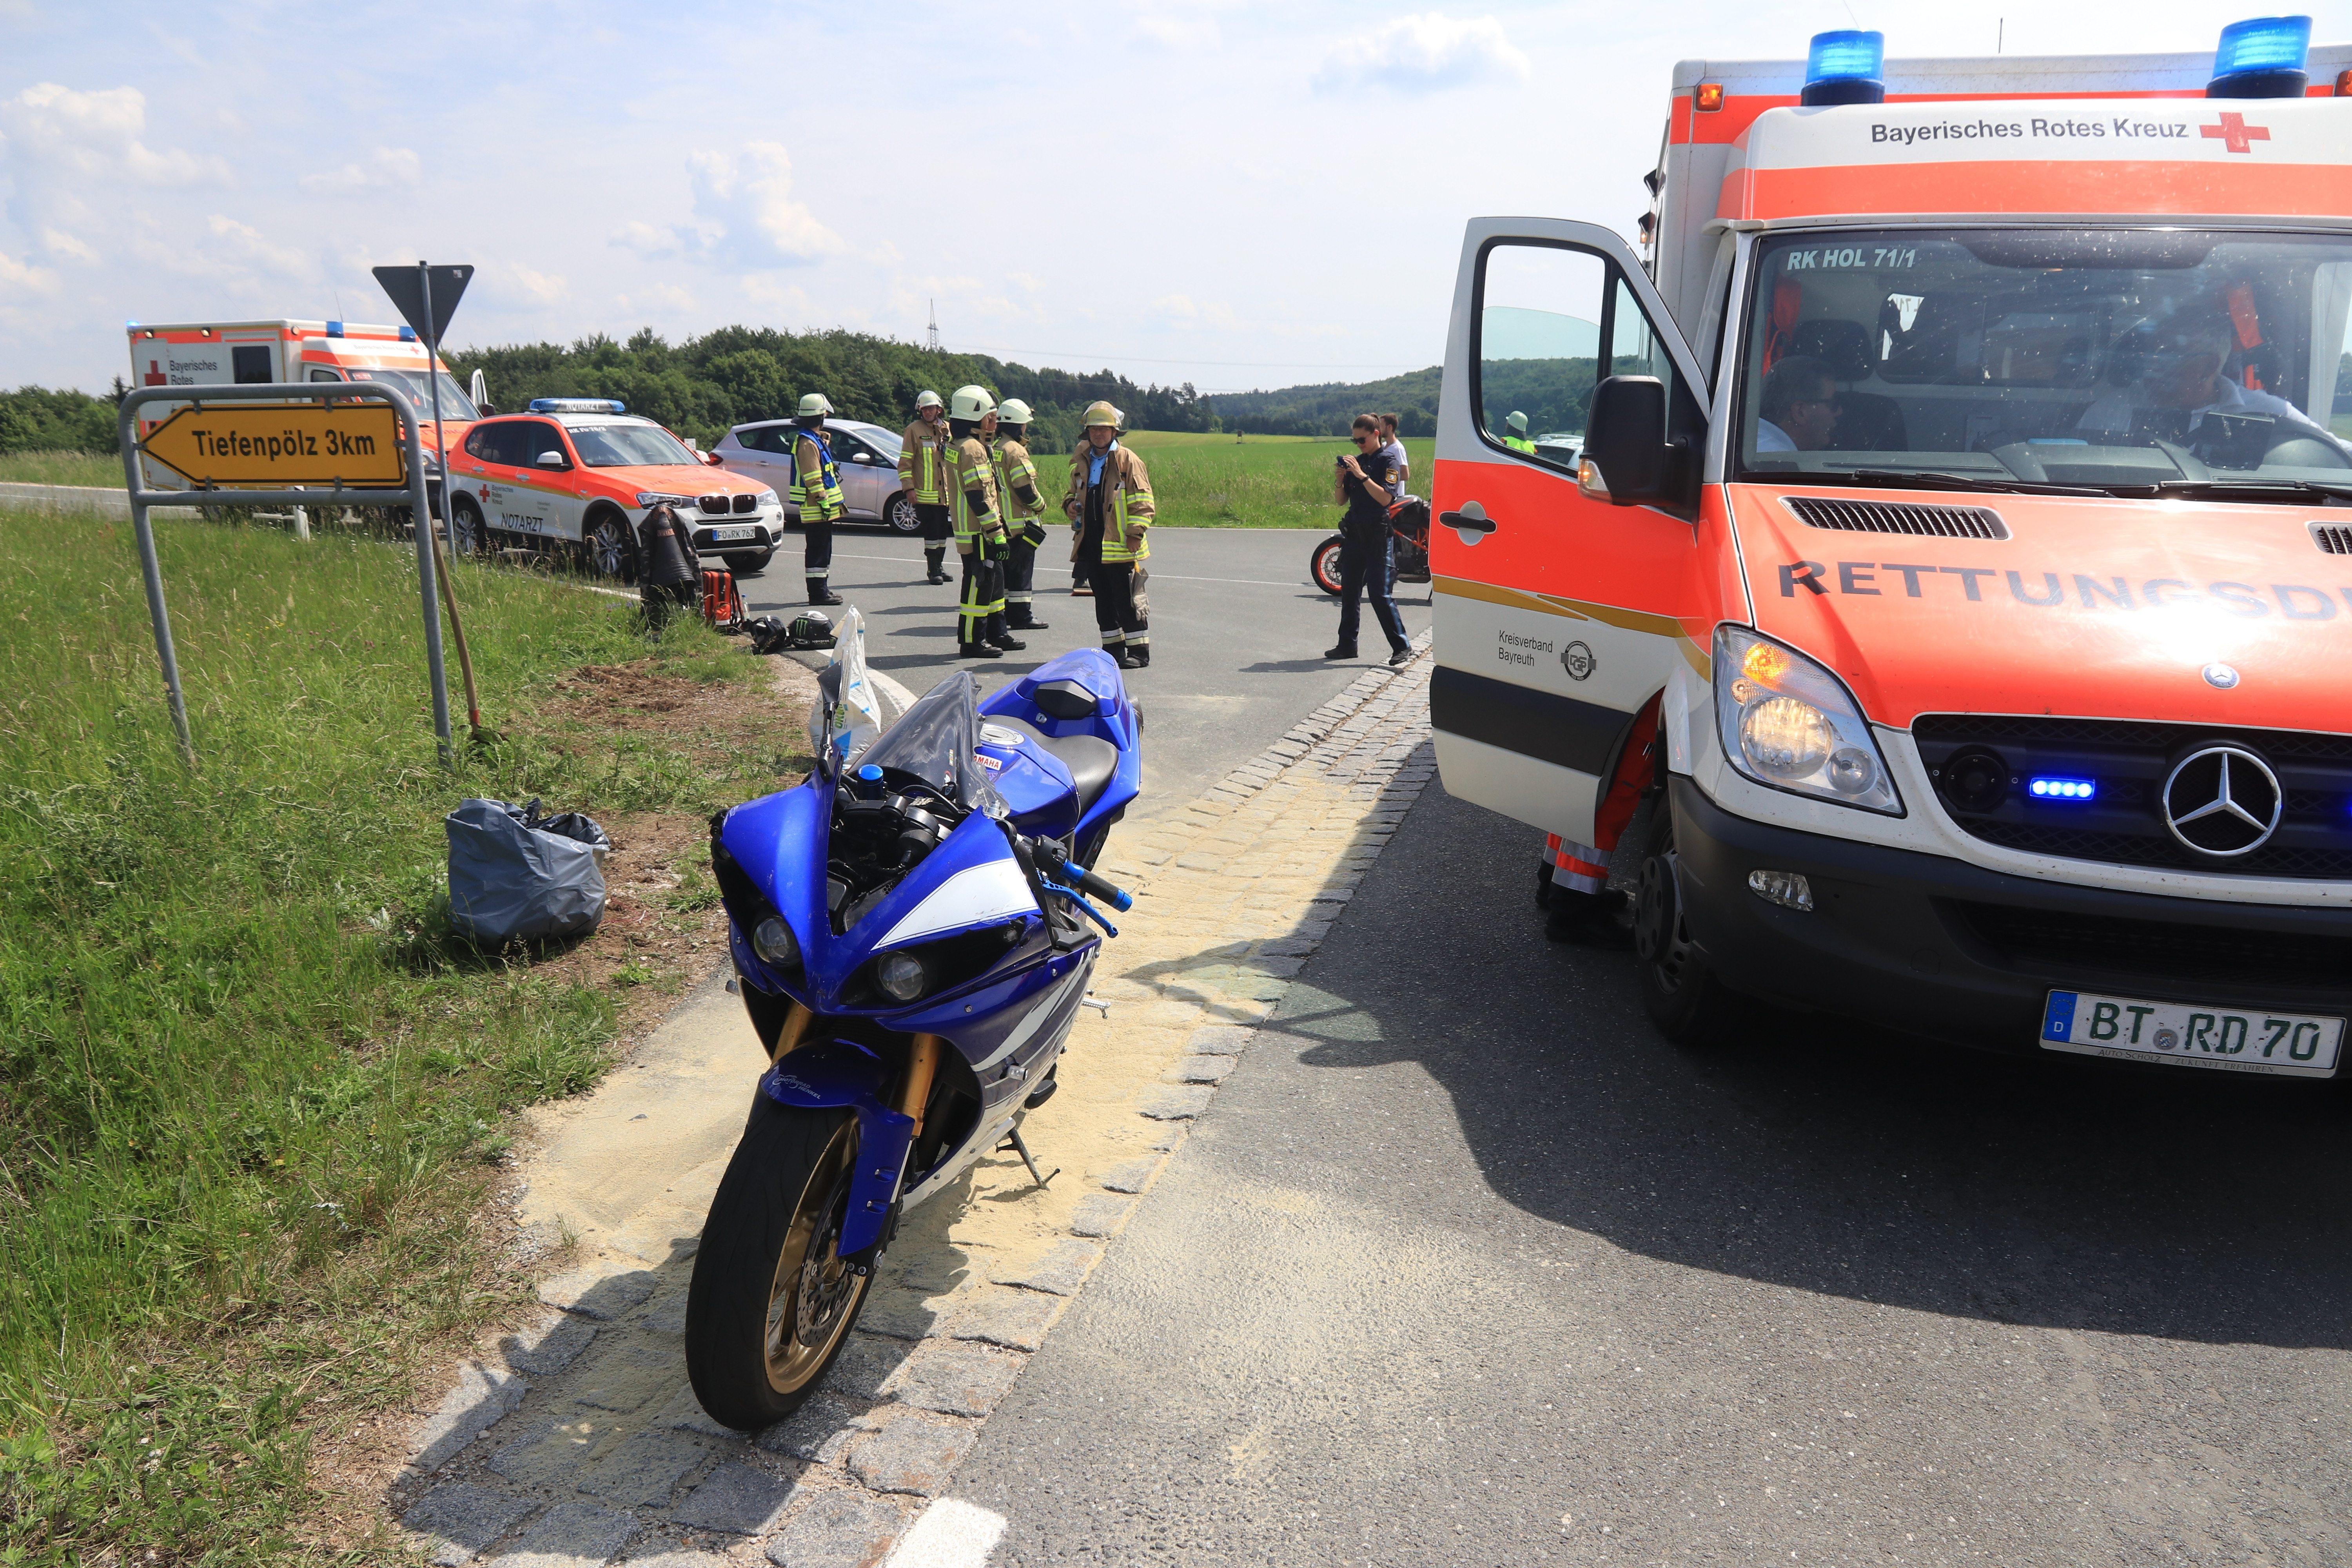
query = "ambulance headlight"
xmin=1714 ymin=624 xmax=1903 ymax=815
xmin=756 ymin=489 xmax=779 ymax=508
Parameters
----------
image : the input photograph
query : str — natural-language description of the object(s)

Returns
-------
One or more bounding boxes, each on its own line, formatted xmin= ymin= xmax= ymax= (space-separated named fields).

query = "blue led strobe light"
xmin=1802 ymin=30 xmax=1886 ymax=106
xmin=2028 ymin=777 xmax=2098 ymax=801
xmin=2209 ymin=15 xmax=2312 ymax=98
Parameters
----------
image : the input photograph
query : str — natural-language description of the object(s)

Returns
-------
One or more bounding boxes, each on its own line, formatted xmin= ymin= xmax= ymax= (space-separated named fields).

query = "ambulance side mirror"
xmin=1579 ymin=376 xmax=1666 ymax=505
xmin=535 ymin=450 xmax=568 ymax=469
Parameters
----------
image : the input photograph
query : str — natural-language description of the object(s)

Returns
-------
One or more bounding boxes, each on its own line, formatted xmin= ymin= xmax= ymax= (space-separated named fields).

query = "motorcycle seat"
xmin=987 ymin=714 xmax=1120 ymax=814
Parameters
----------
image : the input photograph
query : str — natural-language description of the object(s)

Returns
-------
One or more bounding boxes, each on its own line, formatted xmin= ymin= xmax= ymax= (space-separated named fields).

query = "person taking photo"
xmin=1327 ymin=414 xmax=1411 ymax=667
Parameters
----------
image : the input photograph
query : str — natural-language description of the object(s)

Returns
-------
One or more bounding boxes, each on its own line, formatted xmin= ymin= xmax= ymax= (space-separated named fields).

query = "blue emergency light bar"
xmin=326 ymin=320 xmax=344 ymax=337
xmin=398 ymin=325 xmax=417 ymax=342
xmin=1802 ymin=30 xmax=1885 ymax=107
xmin=2209 ymin=15 xmax=2311 ymax=98
xmin=529 ymin=398 xmax=627 ymax=414
xmin=2028 ymin=776 xmax=2098 ymax=802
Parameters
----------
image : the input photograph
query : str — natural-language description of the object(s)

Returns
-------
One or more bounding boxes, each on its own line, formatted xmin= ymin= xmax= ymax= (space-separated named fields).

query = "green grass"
xmin=0 ymin=450 xmax=125 ymax=488
xmin=1033 ymin=433 xmax=1434 ymax=530
xmin=0 ymin=514 xmax=776 ymax=1563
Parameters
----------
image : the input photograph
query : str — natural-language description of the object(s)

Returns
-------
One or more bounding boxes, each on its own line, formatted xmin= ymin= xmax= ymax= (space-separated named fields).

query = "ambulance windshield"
xmin=1735 ymin=229 xmax=2352 ymax=494
xmin=343 ymin=367 xmax=481 ymax=422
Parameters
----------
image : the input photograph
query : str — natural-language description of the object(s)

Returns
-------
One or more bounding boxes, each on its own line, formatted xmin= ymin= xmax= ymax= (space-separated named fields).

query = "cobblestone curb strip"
xmin=388 ymin=636 xmax=1437 ymax=1564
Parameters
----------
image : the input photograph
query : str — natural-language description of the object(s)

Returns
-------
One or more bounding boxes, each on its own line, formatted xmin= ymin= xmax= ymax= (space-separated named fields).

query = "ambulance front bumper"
xmin=690 ymin=510 xmax=782 ymax=555
xmin=1668 ymin=777 xmax=2352 ymax=1063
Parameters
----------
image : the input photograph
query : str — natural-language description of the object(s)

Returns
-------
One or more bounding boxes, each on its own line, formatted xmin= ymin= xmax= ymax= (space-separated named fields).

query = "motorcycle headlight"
xmin=1713 ymin=625 xmax=1902 ymax=815
xmin=873 ymin=950 xmax=928 ymax=1004
xmin=752 ymin=917 xmax=800 ymax=970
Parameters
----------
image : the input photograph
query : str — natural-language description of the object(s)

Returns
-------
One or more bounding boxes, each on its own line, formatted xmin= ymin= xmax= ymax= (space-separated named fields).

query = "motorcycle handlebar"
xmin=1028 ymin=837 xmax=1134 ymax=913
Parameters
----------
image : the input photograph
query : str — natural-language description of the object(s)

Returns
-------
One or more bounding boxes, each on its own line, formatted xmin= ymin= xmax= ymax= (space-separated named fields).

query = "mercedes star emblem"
xmin=2161 ymin=744 xmax=2283 ymax=857
xmin=2202 ymin=662 xmax=2240 ymax=689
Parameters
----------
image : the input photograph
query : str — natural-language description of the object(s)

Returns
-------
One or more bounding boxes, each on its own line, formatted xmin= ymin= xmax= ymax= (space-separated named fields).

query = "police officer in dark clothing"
xmin=1328 ymin=414 xmax=1411 ymax=666
xmin=637 ymin=503 xmax=700 ymax=628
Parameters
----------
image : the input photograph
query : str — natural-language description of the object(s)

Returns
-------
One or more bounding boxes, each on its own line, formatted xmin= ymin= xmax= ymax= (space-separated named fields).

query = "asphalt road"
xmin=951 ymin=782 xmax=2352 ymax=1565
xmin=739 ymin=527 xmax=1428 ymax=814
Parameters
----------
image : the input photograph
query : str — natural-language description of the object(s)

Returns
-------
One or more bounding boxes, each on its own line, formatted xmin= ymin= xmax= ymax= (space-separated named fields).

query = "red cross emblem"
xmin=2201 ymin=112 xmax=2271 ymax=154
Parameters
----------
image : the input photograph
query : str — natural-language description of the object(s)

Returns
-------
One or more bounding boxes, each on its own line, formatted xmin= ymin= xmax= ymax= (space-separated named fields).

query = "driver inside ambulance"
xmin=1753 ymin=357 xmax=1842 ymax=453
xmin=2076 ymin=308 xmax=2346 ymax=452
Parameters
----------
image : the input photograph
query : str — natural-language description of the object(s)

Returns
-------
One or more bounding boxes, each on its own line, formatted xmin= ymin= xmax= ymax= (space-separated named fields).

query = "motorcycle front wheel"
xmin=1309 ymin=534 xmax=1345 ymax=597
xmin=684 ymin=1095 xmax=872 ymax=1431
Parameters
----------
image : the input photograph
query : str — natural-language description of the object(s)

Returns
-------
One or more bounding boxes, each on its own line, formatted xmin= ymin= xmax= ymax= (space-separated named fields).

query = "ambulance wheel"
xmin=1633 ymin=799 xmax=1741 ymax=1047
xmin=886 ymin=493 xmax=923 ymax=535
xmin=449 ymin=495 xmax=488 ymax=557
xmin=1310 ymin=534 xmax=1345 ymax=597
xmin=724 ymin=549 xmax=772 ymax=576
xmin=585 ymin=512 xmax=636 ymax=583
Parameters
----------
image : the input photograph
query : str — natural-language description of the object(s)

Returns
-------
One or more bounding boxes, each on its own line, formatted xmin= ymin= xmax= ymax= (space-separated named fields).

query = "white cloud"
xmin=0 ymin=83 xmax=224 ymax=186
xmin=1312 ymin=13 xmax=1530 ymax=94
xmin=620 ymin=142 xmax=843 ymax=270
xmin=299 ymin=147 xmax=421 ymax=194
xmin=0 ymin=248 xmax=61 ymax=298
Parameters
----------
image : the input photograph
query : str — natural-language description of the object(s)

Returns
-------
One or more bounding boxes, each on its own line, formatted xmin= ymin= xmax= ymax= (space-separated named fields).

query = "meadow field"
xmin=0 ymin=515 xmax=800 ymax=1561
xmin=0 ymin=450 xmax=124 ymax=487
xmin=1038 ymin=431 xmax=1434 ymax=530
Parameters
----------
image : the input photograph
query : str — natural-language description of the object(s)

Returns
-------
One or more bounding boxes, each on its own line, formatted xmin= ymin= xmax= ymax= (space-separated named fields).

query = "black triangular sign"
xmin=372 ymin=263 xmax=473 ymax=346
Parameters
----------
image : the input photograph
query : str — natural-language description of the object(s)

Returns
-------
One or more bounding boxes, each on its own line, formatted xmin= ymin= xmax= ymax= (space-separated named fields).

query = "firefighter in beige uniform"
xmin=1065 ymin=400 xmax=1153 ymax=668
xmin=898 ymin=389 xmax=955 ymax=585
xmin=948 ymin=385 xmax=1021 ymax=657
xmin=991 ymin=398 xmax=1051 ymax=632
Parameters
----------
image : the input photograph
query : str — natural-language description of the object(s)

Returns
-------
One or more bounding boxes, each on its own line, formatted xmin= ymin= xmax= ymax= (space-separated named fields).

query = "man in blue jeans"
xmin=1327 ymin=413 xmax=1411 ymax=666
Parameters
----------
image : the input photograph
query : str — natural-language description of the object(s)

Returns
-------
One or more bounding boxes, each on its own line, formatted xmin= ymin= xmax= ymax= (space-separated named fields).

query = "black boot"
xmin=1544 ymin=888 xmax=1632 ymax=948
xmin=985 ymin=613 xmax=1025 ymax=652
xmin=806 ymin=578 xmax=842 ymax=606
xmin=925 ymin=550 xmax=950 ymax=585
xmin=1324 ymin=644 xmax=1358 ymax=660
xmin=960 ymin=642 xmax=1004 ymax=659
xmin=1126 ymin=644 xmax=1149 ymax=668
xmin=1110 ymin=645 xmax=1137 ymax=669
xmin=1006 ymin=606 xmax=1048 ymax=631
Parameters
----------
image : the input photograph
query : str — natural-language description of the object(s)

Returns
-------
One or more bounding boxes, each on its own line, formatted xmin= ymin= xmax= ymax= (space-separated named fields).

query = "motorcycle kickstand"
xmin=999 ymin=1125 xmax=1059 ymax=1190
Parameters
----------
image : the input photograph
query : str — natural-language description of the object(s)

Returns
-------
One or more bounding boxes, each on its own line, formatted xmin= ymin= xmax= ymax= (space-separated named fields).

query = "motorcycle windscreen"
xmin=860 ymin=670 xmax=1009 ymax=818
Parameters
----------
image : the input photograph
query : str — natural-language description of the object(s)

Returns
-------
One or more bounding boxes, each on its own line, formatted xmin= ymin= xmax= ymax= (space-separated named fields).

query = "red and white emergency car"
xmin=126 ymin=318 xmax=479 ymax=495
xmin=445 ymin=400 xmax=785 ymax=577
xmin=1433 ymin=22 xmax=2352 ymax=1077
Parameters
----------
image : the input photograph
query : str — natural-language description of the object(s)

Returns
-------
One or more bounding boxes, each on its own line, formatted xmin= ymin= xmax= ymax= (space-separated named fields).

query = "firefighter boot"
xmin=925 ymin=548 xmax=950 ymax=585
xmin=985 ymin=613 xmax=1025 ymax=653
xmin=806 ymin=577 xmax=842 ymax=606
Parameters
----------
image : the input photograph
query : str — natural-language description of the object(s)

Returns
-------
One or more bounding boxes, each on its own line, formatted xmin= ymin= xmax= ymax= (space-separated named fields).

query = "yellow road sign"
xmin=140 ymin=403 xmax=409 ymax=488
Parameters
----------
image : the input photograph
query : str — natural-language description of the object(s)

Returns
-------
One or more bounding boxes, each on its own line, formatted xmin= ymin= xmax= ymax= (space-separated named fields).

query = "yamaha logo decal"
xmin=2161 ymin=745 xmax=2283 ymax=858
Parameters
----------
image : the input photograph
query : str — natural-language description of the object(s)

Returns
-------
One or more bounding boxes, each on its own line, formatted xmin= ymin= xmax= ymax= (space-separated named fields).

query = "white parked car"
xmin=710 ymin=419 xmax=923 ymax=535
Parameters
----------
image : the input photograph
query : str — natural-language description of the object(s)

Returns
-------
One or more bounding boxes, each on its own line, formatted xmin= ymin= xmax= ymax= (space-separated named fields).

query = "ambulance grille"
xmin=733 ymin=493 xmax=760 ymax=513
xmin=2312 ymin=521 xmax=2352 ymax=556
xmin=1781 ymin=497 xmax=2010 ymax=540
xmin=698 ymin=495 xmax=733 ymax=515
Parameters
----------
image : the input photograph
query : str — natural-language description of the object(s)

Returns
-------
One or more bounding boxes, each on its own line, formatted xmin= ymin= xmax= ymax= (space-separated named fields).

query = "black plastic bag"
xmin=446 ymin=797 xmax=612 ymax=945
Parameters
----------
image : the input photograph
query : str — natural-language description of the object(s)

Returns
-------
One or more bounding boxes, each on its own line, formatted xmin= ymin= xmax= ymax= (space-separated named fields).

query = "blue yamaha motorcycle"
xmin=685 ymin=649 xmax=1141 ymax=1431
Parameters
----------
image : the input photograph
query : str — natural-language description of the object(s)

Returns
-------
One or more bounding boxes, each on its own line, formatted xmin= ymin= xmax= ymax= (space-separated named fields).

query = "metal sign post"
xmin=116 ymin=381 xmax=455 ymax=768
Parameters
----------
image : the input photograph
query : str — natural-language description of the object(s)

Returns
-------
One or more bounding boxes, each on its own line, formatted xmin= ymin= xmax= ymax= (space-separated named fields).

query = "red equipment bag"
xmin=700 ymin=567 xmax=745 ymax=632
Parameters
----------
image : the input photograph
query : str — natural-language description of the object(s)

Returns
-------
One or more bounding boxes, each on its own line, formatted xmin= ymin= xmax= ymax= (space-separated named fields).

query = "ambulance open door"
xmin=1428 ymin=218 xmax=1711 ymax=847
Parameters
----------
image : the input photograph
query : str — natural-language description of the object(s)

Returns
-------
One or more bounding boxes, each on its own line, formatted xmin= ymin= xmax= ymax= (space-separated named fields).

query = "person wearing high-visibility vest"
xmin=899 ymin=389 xmax=955 ymax=586
xmin=1065 ymin=400 xmax=1154 ymax=669
xmin=948 ymin=385 xmax=1020 ymax=658
xmin=791 ymin=392 xmax=846 ymax=606
xmin=991 ymin=398 xmax=1051 ymax=633
xmin=1502 ymin=410 xmax=1536 ymax=454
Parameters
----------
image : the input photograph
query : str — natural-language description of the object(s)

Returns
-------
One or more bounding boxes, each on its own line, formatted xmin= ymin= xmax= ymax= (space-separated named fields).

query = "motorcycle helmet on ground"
xmin=786 ymin=609 xmax=836 ymax=649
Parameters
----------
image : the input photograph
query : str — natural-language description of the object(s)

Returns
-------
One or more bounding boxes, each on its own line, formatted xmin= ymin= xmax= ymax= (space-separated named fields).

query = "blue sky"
xmin=2 ymin=1 xmax=2330 ymax=396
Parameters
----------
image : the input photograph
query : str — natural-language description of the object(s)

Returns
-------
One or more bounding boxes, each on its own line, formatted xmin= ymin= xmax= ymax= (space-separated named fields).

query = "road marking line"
xmin=886 ymin=1498 xmax=1009 ymax=1568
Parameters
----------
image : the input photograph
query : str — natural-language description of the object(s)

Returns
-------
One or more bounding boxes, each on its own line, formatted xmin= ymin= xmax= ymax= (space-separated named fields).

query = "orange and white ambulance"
xmin=1433 ymin=21 xmax=2352 ymax=1076
xmin=125 ymin=318 xmax=479 ymax=495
